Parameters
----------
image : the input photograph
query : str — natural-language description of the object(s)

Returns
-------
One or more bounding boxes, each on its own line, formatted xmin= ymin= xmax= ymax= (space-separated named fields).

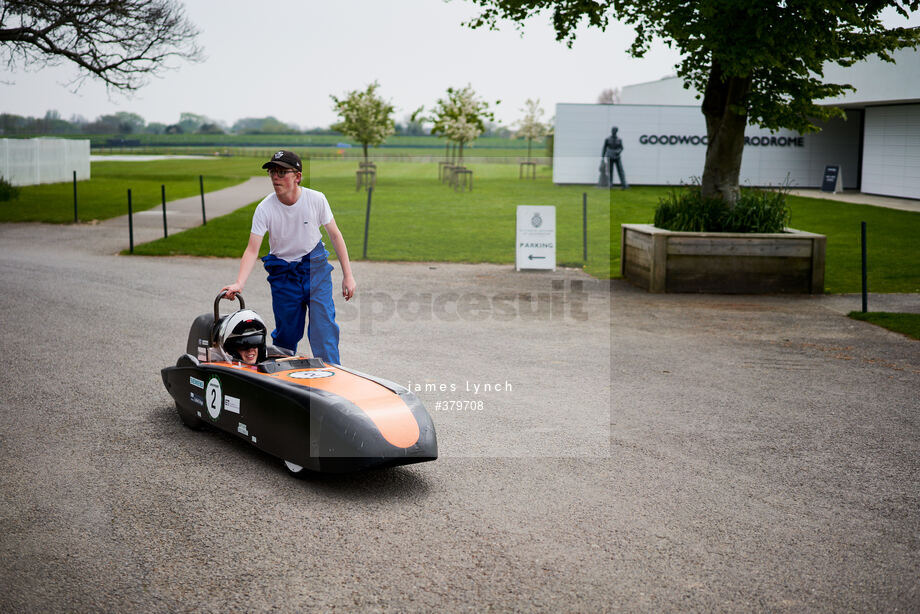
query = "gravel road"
xmin=1 ymin=218 xmax=917 ymax=612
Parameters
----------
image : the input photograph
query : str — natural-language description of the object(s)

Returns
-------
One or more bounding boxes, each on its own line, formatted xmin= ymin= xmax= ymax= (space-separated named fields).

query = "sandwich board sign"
xmin=821 ymin=165 xmax=842 ymax=193
xmin=516 ymin=205 xmax=556 ymax=271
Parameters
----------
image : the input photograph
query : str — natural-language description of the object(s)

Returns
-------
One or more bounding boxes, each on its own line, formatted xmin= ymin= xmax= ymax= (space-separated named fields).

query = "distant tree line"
xmin=0 ymin=110 xmax=335 ymax=137
xmin=0 ymin=108 xmax=516 ymax=138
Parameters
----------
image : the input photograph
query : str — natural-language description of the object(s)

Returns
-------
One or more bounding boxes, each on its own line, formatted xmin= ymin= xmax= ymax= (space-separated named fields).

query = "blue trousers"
xmin=262 ymin=242 xmax=340 ymax=364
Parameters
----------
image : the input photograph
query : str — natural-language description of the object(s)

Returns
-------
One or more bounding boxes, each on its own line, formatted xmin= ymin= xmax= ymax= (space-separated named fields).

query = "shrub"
xmin=654 ymin=188 xmax=727 ymax=232
xmin=654 ymin=185 xmax=789 ymax=233
xmin=722 ymin=187 xmax=790 ymax=233
xmin=0 ymin=176 xmax=20 ymax=202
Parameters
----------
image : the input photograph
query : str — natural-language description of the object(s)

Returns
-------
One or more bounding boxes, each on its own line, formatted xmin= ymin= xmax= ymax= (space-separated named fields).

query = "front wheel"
xmin=177 ymin=403 xmax=205 ymax=430
xmin=283 ymin=460 xmax=308 ymax=478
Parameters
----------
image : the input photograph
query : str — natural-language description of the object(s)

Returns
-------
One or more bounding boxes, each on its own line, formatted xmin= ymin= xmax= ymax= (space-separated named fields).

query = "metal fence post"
xmin=199 ymin=175 xmax=207 ymax=225
xmin=861 ymin=221 xmax=868 ymax=313
xmin=582 ymin=192 xmax=588 ymax=262
xmin=363 ymin=186 xmax=373 ymax=259
xmin=73 ymin=170 xmax=78 ymax=223
xmin=161 ymin=184 xmax=168 ymax=238
xmin=128 ymin=189 xmax=134 ymax=254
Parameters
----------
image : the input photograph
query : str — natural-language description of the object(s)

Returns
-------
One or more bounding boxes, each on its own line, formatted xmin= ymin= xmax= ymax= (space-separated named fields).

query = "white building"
xmin=0 ymin=138 xmax=91 ymax=186
xmin=554 ymin=47 xmax=920 ymax=200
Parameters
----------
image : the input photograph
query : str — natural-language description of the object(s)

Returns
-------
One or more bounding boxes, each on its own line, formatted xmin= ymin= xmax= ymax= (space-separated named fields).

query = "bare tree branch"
xmin=0 ymin=0 xmax=203 ymax=91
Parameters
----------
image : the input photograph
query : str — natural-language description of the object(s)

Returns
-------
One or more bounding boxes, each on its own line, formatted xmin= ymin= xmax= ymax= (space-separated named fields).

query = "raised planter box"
xmin=621 ymin=224 xmax=826 ymax=294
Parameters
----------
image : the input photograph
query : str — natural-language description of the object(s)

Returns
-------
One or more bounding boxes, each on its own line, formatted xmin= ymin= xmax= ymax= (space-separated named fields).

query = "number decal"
xmin=206 ymin=377 xmax=222 ymax=420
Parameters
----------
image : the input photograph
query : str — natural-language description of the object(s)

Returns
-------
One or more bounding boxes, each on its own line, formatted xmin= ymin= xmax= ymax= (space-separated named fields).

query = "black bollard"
xmin=861 ymin=221 xmax=868 ymax=313
xmin=161 ymin=184 xmax=168 ymax=238
xmin=73 ymin=171 xmax=78 ymax=223
xmin=582 ymin=192 xmax=588 ymax=262
xmin=199 ymin=175 xmax=207 ymax=225
xmin=363 ymin=186 xmax=373 ymax=259
xmin=128 ymin=189 xmax=134 ymax=254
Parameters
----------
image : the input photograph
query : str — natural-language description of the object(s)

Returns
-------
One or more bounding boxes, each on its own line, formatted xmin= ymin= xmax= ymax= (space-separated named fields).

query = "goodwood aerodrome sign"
xmin=638 ymin=134 xmax=805 ymax=147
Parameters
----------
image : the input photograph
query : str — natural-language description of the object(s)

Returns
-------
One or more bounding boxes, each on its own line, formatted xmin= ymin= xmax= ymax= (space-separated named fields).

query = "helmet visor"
xmin=228 ymin=332 xmax=264 ymax=349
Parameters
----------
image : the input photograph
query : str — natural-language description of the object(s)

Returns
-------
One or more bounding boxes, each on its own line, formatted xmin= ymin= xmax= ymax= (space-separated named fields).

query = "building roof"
xmin=618 ymin=46 xmax=920 ymax=108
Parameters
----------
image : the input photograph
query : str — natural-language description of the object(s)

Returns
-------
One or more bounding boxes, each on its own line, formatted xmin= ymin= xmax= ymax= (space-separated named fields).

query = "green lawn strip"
xmin=128 ymin=161 xmax=612 ymax=276
xmin=306 ymin=161 xmax=612 ymax=277
xmin=847 ymin=312 xmax=920 ymax=340
xmin=128 ymin=200 xmax=266 ymax=258
xmin=109 ymin=160 xmax=919 ymax=290
xmin=786 ymin=195 xmax=920 ymax=294
xmin=0 ymin=157 xmax=264 ymax=223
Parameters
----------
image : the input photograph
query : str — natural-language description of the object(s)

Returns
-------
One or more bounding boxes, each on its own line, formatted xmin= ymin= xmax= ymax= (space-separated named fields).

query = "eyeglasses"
xmin=267 ymin=168 xmax=298 ymax=177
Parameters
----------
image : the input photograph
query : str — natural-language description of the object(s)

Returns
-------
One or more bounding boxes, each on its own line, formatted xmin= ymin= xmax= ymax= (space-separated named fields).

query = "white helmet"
xmin=217 ymin=309 xmax=267 ymax=362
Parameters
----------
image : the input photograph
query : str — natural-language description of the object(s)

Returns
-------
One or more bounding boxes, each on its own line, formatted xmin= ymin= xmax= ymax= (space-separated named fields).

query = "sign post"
xmin=516 ymin=205 xmax=556 ymax=271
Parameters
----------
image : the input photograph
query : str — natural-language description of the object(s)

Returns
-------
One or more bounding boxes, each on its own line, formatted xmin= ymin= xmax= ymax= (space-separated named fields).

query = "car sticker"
xmin=237 ymin=422 xmax=249 ymax=436
xmin=288 ymin=370 xmax=335 ymax=379
xmin=189 ymin=392 xmax=204 ymax=407
xmin=189 ymin=376 xmax=204 ymax=389
xmin=206 ymin=376 xmax=222 ymax=420
xmin=224 ymin=395 xmax=240 ymax=414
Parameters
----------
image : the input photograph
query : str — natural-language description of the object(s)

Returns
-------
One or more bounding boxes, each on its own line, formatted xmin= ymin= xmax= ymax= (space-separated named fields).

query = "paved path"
xmin=95 ymin=176 xmax=269 ymax=254
xmin=787 ymin=188 xmax=920 ymax=212
xmin=1 ymin=217 xmax=918 ymax=612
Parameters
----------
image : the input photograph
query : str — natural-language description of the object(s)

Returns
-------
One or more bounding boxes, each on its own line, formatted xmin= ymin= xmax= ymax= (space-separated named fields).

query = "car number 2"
xmin=206 ymin=377 xmax=222 ymax=420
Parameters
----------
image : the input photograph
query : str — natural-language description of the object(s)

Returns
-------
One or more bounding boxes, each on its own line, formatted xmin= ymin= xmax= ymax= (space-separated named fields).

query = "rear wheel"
xmin=176 ymin=403 xmax=205 ymax=430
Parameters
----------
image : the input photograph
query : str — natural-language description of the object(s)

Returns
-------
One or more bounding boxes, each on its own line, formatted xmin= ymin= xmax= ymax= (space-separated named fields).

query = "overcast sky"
xmin=2 ymin=1 xmax=918 ymax=129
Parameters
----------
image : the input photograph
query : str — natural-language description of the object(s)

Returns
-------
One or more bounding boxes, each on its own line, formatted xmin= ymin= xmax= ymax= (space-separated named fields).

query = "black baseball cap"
xmin=262 ymin=150 xmax=302 ymax=172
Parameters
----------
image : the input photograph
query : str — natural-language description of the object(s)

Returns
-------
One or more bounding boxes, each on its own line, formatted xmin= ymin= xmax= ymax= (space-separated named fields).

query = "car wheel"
xmin=176 ymin=403 xmax=205 ymax=430
xmin=283 ymin=460 xmax=308 ymax=478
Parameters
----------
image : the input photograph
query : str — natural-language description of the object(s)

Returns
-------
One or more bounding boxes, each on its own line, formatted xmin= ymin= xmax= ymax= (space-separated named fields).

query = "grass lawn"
xmin=8 ymin=156 xmax=918 ymax=291
xmin=131 ymin=161 xmax=615 ymax=277
xmin=848 ymin=312 xmax=920 ymax=340
xmin=0 ymin=157 xmax=263 ymax=223
xmin=785 ymin=195 xmax=920 ymax=294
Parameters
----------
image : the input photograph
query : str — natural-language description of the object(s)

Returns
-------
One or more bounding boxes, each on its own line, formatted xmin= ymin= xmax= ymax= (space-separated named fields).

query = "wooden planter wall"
xmin=621 ymin=224 xmax=826 ymax=294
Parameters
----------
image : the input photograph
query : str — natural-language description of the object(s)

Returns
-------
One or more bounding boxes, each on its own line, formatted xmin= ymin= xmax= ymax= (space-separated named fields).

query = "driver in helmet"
xmin=219 ymin=309 xmax=268 ymax=366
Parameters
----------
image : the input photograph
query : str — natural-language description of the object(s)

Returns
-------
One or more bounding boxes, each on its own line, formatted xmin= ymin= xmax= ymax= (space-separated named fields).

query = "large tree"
xmin=0 ymin=0 xmax=202 ymax=91
xmin=465 ymin=0 xmax=920 ymax=204
xmin=330 ymin=82 xmax=396 ymax=164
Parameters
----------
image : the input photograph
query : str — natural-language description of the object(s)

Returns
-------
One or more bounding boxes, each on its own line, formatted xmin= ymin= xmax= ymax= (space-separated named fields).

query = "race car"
xmin=161 ymin=292 xmax=438 ymax=475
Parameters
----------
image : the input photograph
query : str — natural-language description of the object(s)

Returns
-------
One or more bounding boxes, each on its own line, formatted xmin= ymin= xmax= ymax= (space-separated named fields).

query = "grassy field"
xmin=6 ymin=157 xmax=918 ymax=291
xmin=783 ymin=195 xmax=920 ymax=294
xmin=848 ymin=312 xmax=920 ymax=340
xmin=130 ymin=161 xmax=614 ymax=277
xmin=0 ymin=158 xmax=263 ymax=223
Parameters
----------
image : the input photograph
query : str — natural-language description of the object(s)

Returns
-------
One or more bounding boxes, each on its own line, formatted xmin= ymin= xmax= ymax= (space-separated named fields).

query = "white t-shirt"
xmin=251 ymin=187 xmax=334 ymax=262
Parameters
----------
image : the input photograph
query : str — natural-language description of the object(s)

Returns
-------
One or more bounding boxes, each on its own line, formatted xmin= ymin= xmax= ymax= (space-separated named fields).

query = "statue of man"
xmin=600 ymin=126 xmax=628 ymax=189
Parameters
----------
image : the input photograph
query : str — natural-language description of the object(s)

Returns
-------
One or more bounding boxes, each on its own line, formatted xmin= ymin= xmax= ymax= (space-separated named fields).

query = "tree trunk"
xmin=701 ymin=61 xmax=751 ymax=206
xmin=362 ymin=142 xmax=368 ymax=164
xmin=527 ymin=137 xmax=532 ymax=161
xmin=458 ymin=141 xmax=465 ymax=166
